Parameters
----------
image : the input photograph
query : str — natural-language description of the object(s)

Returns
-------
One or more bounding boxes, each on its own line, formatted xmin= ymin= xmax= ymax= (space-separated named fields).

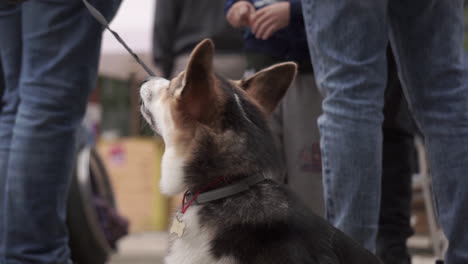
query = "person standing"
xmin=0 ymin=0 xmax=120 ymax=263
xmin=226 ymin=9 xmax=417 ymax=262
xmin=301 ymin=0 xmax=468 ymax=263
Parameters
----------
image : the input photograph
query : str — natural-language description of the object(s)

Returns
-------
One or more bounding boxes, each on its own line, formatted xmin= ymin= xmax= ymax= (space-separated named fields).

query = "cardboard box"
xmin=97 ymin=137 xmax=168 ymax=233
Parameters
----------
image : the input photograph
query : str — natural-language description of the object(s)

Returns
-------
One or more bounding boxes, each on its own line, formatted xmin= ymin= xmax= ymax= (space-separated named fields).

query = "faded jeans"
xmin=302 ymin=0 xmax=468 ymax=263
xmin=0 ymin=0 xmax=120 ymax=263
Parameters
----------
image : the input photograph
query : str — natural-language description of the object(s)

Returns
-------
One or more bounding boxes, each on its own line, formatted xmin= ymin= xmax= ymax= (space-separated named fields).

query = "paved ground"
xmin=109 ymin=232 xmax=438 ymax=264
xmin=109 ymin=233 xmax=166 ymax=264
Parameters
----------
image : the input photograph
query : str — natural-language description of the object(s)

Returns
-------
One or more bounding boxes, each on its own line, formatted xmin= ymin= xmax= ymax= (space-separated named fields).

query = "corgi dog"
xmin=139 ymin=39 xmax=382 ymax=264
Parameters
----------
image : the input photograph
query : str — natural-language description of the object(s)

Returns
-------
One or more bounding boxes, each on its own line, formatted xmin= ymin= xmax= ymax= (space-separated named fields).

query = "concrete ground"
xmin=109 ymin=233 xmax=166 ymax=264
xmin=109 ymin=232 xmax=438 ymax=264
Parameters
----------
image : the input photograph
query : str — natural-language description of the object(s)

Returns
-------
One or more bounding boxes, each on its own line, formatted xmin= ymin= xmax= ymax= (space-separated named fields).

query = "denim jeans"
xmin=302 ymin=0 xmax=468 ymax=263
xmin=0 ymin=0 xmax=120 ymax=263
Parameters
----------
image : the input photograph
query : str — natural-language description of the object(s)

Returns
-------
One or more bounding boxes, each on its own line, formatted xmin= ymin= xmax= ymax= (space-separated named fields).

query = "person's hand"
xmin=226 ymin=1 xmax=255 ymax=28
xmin=251 ymin=2 xmax=290 ymax=40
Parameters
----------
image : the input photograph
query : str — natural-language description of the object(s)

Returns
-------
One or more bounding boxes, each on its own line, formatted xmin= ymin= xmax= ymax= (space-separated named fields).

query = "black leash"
xmin=82 ymin=0 xmax=156 ymax=77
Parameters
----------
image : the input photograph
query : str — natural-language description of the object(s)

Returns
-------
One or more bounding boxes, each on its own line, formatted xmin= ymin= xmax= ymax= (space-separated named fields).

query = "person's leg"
xmin=301 ymin=0 xmax=388 ymax=252
xmin=0 ymin=3 xmax=22 ymax=261
xmin=3 ymin=0 xmax=120 ymax=263
xmin=377 ymin=48 xmax=415 ymax=264
xmin=378 ymin=131 xmax=414 ymax=264
xmin=388 ymin=1 xmax=468 ymax=262
xmin=280 ymin=73 xmax=325 ymax=216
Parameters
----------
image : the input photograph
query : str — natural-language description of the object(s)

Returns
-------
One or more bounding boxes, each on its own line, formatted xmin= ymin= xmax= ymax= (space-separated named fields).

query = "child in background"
xmin=226 ymin=0 xmax=324 ymax=215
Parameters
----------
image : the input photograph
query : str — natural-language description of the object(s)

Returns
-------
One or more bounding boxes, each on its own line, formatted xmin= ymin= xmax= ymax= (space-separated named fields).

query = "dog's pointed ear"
xmin=177 ymin=39 xmax=218 ymax=123
xmin=239 ymin=62 xmax=297 ymax=115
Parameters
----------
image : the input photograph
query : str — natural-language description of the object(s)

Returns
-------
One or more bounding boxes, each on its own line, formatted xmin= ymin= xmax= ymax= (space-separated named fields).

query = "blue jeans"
xmin=0 ymin=0 xmax=120 ymax=263
xmin=302 ymin=0 xmax=468 ymax=263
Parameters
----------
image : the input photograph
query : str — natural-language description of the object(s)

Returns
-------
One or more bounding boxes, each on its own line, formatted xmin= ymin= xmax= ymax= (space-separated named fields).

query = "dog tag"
xmin=170 ymin=214 xmax=186 ymax=238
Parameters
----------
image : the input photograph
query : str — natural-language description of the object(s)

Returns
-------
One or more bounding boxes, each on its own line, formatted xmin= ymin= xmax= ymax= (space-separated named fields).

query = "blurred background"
xmin=64 ymin=1 xmax=468 ymax=264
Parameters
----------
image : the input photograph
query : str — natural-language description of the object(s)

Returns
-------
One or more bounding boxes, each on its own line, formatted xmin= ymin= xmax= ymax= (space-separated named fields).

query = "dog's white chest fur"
xmin=165 ymin=207 xmax=237 ymax=264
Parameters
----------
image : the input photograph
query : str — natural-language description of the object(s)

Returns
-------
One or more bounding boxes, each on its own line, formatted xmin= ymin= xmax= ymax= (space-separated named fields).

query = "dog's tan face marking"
xmin=140 ymin=39 xmax=297 ymax=196
xmin=140 ymin=72 xmax=198 ymax=195
xmin=140 ymin=71 xmax=190 ymax=140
